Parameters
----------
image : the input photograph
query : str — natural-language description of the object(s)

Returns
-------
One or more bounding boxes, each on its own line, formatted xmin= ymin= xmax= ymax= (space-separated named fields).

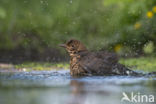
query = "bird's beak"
xmin=59 ymin=44 xmax=66 ymax=48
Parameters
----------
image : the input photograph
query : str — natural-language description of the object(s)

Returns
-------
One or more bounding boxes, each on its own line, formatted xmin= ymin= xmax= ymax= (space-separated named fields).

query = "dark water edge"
xmin=0 ymin=70 xmax=156 ymax=104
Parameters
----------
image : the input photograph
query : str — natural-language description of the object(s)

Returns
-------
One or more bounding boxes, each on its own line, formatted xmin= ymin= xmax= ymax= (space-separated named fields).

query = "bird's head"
xmin=59 ymin=39 xmax=87 ymax=56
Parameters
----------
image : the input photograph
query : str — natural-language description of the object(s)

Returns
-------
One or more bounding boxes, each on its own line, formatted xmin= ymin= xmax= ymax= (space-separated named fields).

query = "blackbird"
xmin=59 ymin=39 xmax=146 ymax=76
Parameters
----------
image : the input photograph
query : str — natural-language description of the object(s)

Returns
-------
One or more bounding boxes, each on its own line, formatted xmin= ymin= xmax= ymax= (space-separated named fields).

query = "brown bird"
xmin=59 ymin=39 xmax=139 ymax=76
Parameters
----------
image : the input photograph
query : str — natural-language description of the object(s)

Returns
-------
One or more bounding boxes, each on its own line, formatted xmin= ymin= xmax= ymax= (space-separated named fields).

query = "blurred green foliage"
xmin=0 ymin=0 xmax=156 ymax=56
xmin=120 ymin=57 xmax=156 ymax=72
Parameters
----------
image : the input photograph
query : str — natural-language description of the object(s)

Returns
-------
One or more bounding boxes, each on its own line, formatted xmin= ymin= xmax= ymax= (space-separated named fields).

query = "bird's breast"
xmin=70 ymin=56 xmax=85 ymax=76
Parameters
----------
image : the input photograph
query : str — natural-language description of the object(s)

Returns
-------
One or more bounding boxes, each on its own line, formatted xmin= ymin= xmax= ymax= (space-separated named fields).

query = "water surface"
xmin=0 ymin=70 xmax=156 ymax=104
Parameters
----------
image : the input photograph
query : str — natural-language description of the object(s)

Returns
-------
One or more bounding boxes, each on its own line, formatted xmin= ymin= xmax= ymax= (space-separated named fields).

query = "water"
xmin=0 ymin=70 xmax=156 ymax=104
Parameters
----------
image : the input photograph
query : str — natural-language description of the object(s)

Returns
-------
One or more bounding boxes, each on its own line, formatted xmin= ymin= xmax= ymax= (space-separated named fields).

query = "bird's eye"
xmin=71 ymin=45 xmax=74 ymax=47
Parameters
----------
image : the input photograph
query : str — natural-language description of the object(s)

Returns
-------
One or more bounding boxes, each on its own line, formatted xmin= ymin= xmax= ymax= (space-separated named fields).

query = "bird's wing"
xmin=79 ymin=53 xmax=113 ymax=75
xmin=95 ymin=51 xmax=119 ymax=65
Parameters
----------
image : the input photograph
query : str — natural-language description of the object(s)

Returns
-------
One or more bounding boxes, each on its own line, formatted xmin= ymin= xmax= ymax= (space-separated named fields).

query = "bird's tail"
xmin=146 ymin=72 xmax=156 ymax=77
xmin=114 ymin=63 xmax=156 ymax=77
xmin=112 ymin=63 xmax=138 ymax=76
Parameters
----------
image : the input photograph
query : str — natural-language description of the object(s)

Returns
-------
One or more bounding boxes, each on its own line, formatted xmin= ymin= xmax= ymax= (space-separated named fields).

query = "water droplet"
xmin=70 ymin=0 xmax=72 ymax=3
xmin=40 ymin=0 xmax=44 ymax=4
xmin=72 ymin=21 xmax=76 ymax=24
xmin=24 ymin=1 xmax=28 ymax=3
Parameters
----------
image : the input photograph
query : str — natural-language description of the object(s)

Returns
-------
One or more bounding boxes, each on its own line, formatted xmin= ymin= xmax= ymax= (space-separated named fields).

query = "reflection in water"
xmin=0 ymin=70 xmax=156 ymax=104
xmin=68 ymin=80 xmax=86 ymax=104
xmin=68 ymin=80 xmax=118 ymax=104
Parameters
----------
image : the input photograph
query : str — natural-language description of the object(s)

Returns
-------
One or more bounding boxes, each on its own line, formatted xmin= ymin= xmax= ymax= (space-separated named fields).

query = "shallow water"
xmin=0 ymin=70 xmax=156 ymax=104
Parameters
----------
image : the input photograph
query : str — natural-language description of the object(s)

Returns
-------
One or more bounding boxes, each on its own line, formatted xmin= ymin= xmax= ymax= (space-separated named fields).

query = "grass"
xmin=14 ymin=62 xmax=69 ymax=71
xmin=0 ymin=57 xmax=156 ymax=72
xmin=120 ymin=57 xmax=156 ymax=72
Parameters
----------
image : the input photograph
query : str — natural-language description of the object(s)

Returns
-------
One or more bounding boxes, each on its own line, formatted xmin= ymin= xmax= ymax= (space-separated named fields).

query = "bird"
xmin=59 ymin=39 xmax=146 ymax=76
